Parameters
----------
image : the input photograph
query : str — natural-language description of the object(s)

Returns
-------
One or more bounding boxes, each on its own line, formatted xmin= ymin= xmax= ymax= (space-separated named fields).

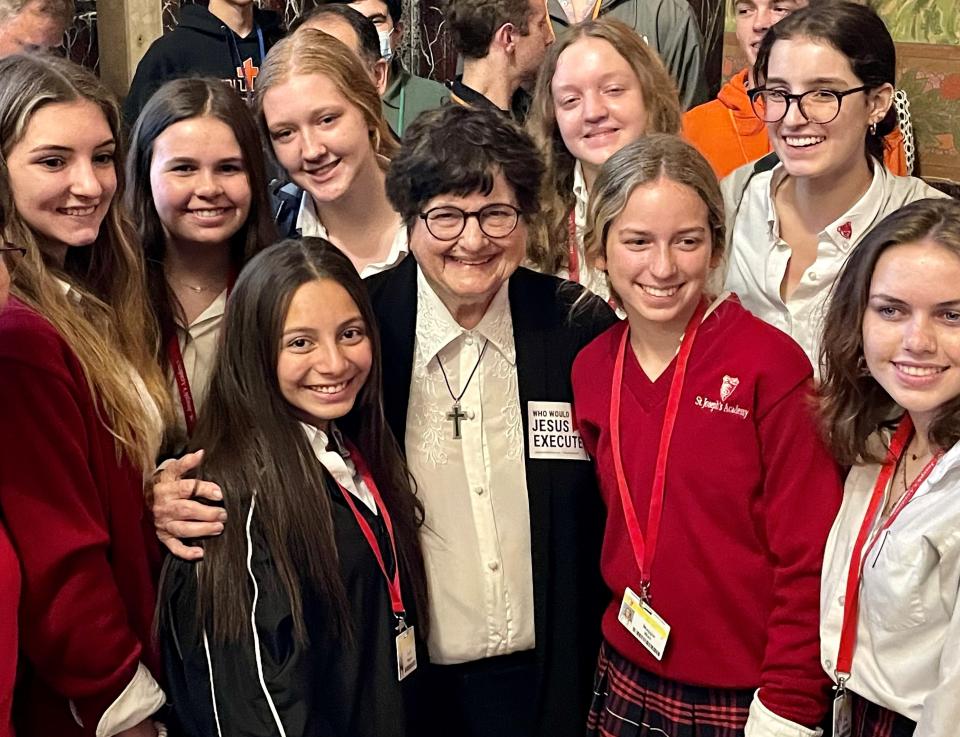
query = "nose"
xmin=753 ymin=5 xmax=774 ymax=32
xmin=312 ymin=338 xmax=349 ymax=376
xmin=649 ymin=244 xmax=678 ymax=280
xmin=69 ymin=160 xmax=104 ymax=199
xmin=781 ymin=96 xmax=808 ymax=127
xmin=301 ymin=127 xmax=327 ymax=162
xmin=458 ymin=213 xmax=487 ymax=250
xmin=582 ymin=90 xmax=607 ymax=124
xmin=195 ymin=168 xmax=224 ymax=198
xmin=903 ymin=316 xmax=937 ymax=355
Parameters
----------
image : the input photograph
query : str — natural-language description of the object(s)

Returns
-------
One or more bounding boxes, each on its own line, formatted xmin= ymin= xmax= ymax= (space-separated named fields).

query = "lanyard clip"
xmin=834 ymin=672 xmax=849 ymax=696
xmin=639 ymin=580 xmax=652 ymax=604
xmin=395 ymin=613 xmax=408 ymax=633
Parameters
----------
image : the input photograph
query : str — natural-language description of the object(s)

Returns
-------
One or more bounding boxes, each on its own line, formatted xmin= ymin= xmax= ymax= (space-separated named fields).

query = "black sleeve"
xmin=122 ymin=41 xmax=173 ymax=129
xmin=161 ymin=542 xmax=323 ymax=737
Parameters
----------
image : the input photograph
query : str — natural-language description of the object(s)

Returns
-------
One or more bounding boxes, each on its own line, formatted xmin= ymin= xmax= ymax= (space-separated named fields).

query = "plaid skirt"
xmin=850 ymin=692 xmax=916 ymax=737
xmin=586 ymin=641 xmax=752 ymax=737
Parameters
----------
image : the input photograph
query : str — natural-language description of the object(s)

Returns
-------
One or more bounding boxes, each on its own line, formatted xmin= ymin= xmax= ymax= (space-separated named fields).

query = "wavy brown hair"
xmin=527 ymin=18 xmax=681 ymax=273
xmin=255 ymin=28 xmax=397 ymax=165
xmin=584 ymin=134 xmax=725 ymax=308
xmin=819 ymin=198 xmax=960 ymax=464
xmin=0 ymin=53 xmax=170 ymax=470
xmin=177 ymin=238 xmax=427 ymax=644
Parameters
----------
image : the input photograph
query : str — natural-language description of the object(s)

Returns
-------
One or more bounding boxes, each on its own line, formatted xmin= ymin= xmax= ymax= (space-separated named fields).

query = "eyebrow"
xmin=763 ymin=76 xmax=851 ymax=87
xmin=617 ymin=226 xmax=706 ymax=237
xmin=281 ymin=316 xmax=365 ymax=336
xmin=29 ymin=138 xmax=115 ymax=154
xmin=870 ymin=294 xmax=960 ymax=309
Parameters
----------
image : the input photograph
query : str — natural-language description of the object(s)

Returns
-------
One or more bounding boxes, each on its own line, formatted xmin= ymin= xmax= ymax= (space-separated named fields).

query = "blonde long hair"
xmin=527 ymin=19 xmax=681 ymax=273
xmin=255 ymin=28 xmax=397 ymax=164
xmin=0 ymin=54 xmax=170 ymax=470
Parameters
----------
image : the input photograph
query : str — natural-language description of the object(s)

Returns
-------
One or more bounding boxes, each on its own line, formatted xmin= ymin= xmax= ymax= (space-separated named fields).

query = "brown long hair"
xmin=183 ymin=237 xmax=427 ymax=644
xmin=0 ymin=53 xmax=170 ymax=470
xmin=126 ymin=78 xmax=276 ymax=421
xmin=819 ymin=198 xmax=960 ymax=464
xmin=527 ymin=18 xmax=681 ymax=273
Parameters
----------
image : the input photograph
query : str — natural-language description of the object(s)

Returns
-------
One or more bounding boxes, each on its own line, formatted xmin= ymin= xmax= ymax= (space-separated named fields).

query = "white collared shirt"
xmin=723 ymin=162 xmax=946 ymax=373
xmin=820 ymin=436 xmax=960 ymax=736
xmin=561 ymin=162 xmax=614 ymax=306
xmin=296 ymin=193 xmax=408 ymax=279
xmin=168 ymin=290 xmax=226 ymax=446
xmin=299 ymin=422 xmax=377 ymax=514
xmin=405 ymin=267 xmax=534 ymax=664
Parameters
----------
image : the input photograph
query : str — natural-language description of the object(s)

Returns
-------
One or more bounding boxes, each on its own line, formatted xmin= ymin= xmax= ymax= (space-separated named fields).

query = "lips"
xmin=640 ymin=284 xmax=681 ymax=298
xmin=304 ymin=158 xmax=341 ymax=181
xmin=583 ymin=128 xmax=619 ymax=142
xmin=304 ymin=377 xmax=355 ymax=397
xmin=783 ymin=135 xmax=825 ymax=148
xmin=188 ymin=207 xmax=233 ymax=219
xmin=894 ymin=363 xmax=946 ymax=378
xmin=446 ymin=254 xmax=496 ymax=267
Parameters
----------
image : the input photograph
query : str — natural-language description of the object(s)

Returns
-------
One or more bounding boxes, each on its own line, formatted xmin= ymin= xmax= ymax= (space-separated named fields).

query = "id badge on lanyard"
xmin=608 ymin=299 xmax=707 ymax=660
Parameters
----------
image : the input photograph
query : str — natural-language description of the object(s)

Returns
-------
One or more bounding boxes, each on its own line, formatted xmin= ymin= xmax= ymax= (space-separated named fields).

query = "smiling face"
xmin=764 ymin=37 xmax=891 ymax=181
xmin=734 ymin=0 xmax=806 ymax=66
xmin=863 ymin=240 xmax=960 ymax=435
xmin=599 ymin=177 xmax=717 ymax=335
xmin=148 ymin=116 xmax=251 ymax=249
xmin=409 ymin=171 xmax=526 ymax=327
xmin=263 ymin=72 xmax=378 ymax=206
xmin=6 ymin=99 xmax=117 ymax=261
xmin=277 ymin=277 xmax=373 ymax=431
xmin=552 ymin=36 xmax=647 ymax=182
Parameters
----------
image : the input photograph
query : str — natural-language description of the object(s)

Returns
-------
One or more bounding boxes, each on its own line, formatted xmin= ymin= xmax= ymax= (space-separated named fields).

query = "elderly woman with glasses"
xmin=722 ymin=1 xmax=947 ymax=375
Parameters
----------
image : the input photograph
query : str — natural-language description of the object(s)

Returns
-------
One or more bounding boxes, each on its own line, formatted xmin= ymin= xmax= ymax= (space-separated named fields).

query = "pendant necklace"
xmin=435 ymin=339 xmax=489 ymax=440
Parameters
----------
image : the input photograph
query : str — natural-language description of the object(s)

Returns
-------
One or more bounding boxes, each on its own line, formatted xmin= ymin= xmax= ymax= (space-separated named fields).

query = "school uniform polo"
xmin=723 ymin=161 xmax=948 ymax=371
xmin=820 ymin=436 xmax=960 ymax=737
xmin=572 ymin=295 xmax=843 ymax=730
xmin=382 ymin=60 xmax=450 ymax=135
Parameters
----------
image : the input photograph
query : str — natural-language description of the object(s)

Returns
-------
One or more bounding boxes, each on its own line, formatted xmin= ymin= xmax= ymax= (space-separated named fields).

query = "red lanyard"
xmin=608 ymin=298 xmax=707 ymax=601
xmin=834 ymin=414 xmax=942 ymax=685
xmin=167 ymin=277 xmax=235 ymax=436
xmin=334 ymin=439 xmax=407 ymax=624
xmin=567 ymin=210 xmax=580 ymax=285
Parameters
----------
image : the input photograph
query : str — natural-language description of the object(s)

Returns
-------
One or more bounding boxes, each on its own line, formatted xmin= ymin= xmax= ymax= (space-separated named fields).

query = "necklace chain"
xmin=436 ymin=339 xmax=489 ymax=404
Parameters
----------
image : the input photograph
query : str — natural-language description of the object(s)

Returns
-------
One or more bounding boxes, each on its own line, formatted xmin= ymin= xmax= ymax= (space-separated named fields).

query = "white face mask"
xmin=378 ymin=28 xmax=394 ymax=62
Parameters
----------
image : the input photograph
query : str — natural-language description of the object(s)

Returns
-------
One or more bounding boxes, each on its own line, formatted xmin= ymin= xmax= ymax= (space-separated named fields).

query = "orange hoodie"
xmin=683 ymin=67 xmax=907 ymax=179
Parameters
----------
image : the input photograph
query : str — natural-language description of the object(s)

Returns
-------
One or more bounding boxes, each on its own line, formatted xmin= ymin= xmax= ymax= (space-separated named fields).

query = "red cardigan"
xmin=571 ymin=297 xmax=842 ymax=728
xmin=0 ymin=298 xmax=161 ymax=736
xmin=0 ymin=522 xmax=17 ymax=737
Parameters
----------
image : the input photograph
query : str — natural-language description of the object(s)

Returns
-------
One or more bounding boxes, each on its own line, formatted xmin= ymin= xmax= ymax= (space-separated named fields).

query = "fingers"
xmin=157 ymin=449 xmax=205 ymax=484
xmin=162 ymin=519 xmax=225 ymax=541
xmin=157 ymin=498 xmax=226 ymax=526
xmin=159 ymin=533 xmax=206 ymax=561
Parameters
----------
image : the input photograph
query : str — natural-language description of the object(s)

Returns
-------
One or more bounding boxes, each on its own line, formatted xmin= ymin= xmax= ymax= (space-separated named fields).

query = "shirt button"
xmin=487 ymin=560 xmax=500 ymax=571
xmin=839 ymin=595 xmax=845 ymax=606
xmin=474 ymin=486 xmax=485 ymax=496
xmin=808 ymin=271 xmax=818 ymax=281
xmin=467 ymin=410 xmax=476 ymax=420
xmin=465 ymin=335 xmax=475 ymax=346
xmin=825 ymin=659 xmax=833 ymax=670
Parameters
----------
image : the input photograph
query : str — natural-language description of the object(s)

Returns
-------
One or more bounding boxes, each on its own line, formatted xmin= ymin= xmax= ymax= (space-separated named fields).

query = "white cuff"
xmin=743 ymin=690 xmax=822 ymax=737
xmin=95 ymin=662 xmax=166 ymax=737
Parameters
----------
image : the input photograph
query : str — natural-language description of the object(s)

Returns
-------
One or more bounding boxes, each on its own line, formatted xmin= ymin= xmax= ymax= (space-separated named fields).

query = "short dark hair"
xmin=442 ymin=0 xmax=533 ymax=60
xmin=296 ymin=3 xmax=382 ymax=65
xmin=387 ymin=105 xmax=545 ymax=229
xmin=754 ymin=0 xmax=896 ymax=163
xmin=357 ymin=0 xmax=402 ymax=25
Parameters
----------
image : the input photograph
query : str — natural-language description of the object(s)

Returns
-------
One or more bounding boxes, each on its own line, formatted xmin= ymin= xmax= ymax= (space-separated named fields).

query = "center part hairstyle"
xmin=126 ymin=77 xmax=277 ymax=373
xmin=255 ymin=27 xmax=397 ymax=162
xmin=583 ymin=134 xmax=725 ymax=307
xmin=386 ymin=103 xmax=544 ymax=231
xmin=753 ymin=0 xmax=897 ymax=164
xmin=185 ymin=238 xmax=427 ymax=644
xmin=819 ymin=198 xmax=960 ymax=465
xmin=0 ymin=54 xmax=169 ymax=470
xmin=527 ymin=18 xmax=682 ymax=273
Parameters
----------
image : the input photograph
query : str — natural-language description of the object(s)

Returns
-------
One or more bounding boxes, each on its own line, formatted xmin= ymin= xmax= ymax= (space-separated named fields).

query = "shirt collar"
xmin=383 ymin=60 xmax=409 ymax=108
xmin=414 ymin=265 xmax=516 ymax=368
xmin=300 ymin=421 xmax=349 ymax=461
xmin=296 ymin=191 xmax=324 ymax=237
xmin=573 ymin=161 xmax=589 ymax=217
xmin=766 ymin=159 xmax=887 ymax=253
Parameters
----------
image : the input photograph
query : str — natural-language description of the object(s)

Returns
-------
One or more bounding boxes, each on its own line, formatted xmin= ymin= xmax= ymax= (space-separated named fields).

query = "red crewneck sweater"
xmin=571 ymin=297 xmax=841 ymax=728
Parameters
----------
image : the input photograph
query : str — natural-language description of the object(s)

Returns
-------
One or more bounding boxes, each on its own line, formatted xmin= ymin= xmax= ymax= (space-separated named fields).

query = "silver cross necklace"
xmin=435 ymin=339 xmax=489 ymax=440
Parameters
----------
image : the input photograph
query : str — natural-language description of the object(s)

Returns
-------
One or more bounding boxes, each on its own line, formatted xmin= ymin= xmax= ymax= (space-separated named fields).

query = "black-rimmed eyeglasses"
xmin=748 ymin=85 xmax=869 ymax=124
xmin=419 ymin=204 xmax=522 ymax=241
xmin=0 ymin=245 xmax=25 ymax=277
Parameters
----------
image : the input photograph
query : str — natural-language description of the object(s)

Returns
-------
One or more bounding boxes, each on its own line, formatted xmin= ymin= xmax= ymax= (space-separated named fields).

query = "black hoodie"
xmin=123 ymin=4 xmax=284 ymax=126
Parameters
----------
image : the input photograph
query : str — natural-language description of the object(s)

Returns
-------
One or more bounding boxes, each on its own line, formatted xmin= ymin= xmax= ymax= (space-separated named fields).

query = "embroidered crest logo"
xmin=720 ymin=375 xmax=740 ymax=401
xmin=837 ymin=221 xmax=853 ymax=239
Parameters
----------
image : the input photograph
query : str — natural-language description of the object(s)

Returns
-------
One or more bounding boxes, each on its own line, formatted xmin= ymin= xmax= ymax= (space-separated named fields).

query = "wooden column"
xmin=96 ymin=0 xmax=162 ymax=99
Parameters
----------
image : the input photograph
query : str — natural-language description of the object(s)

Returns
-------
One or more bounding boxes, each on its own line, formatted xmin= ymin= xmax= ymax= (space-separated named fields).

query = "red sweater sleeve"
xmin=0 ymin=313 xmax=144 ymax=730
xmin=754 ymin=375 xmax=842 ymax=726
xmin=0 ymin=522 xmax=17 ymax=737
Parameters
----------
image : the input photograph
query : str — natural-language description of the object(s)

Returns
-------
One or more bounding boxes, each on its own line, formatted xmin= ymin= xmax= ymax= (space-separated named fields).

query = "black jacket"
xmin=123 ymin=5 xmax=284 ymax=126
xmin=366 ymin=258 xmax=617 ymax=737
